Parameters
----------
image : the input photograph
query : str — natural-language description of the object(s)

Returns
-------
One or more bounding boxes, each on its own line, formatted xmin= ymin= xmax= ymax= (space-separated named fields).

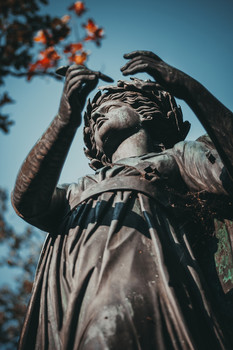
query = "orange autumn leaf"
xmin=27 ymin=47 xmax=60 ymax=80
xmin=69 ymin=51 xmax=87 ymax=65
xmin=83 ymin=18 xmax=98 ymax=34
xmin=61 ymin=14 xmax=71 ymax=24
xmin=28 ymin=62 xmax=37 ymax=72
xmin=39 ymin=57 xmax=52 ymax=68
xmin=84 ymin=28 xmax=104 ymax=44
xmin=68 ymin=1 xmax=86 ymax=16
xmin=41 ymin=47 xmax=60 ymax=61
xmin=83 ymin=19 xmax=104 ymax=46
xmin=64 ymin=42 xmax=83 ymax=54
xmin=34 ymin=20 xmax=70 ymax=46
xmin=27 ymin=60 xmax=47 ymax=81
xmin=34 ymin=30 xmax=48 ymax=44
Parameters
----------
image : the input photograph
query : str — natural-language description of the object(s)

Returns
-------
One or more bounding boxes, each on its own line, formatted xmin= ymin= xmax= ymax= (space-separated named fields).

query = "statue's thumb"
xmin=56 ymin=66 xmax=69 ymax=77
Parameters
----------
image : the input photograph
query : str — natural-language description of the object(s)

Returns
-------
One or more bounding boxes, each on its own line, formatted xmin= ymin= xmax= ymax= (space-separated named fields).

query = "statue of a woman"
xmin=12 ymin=51 xmax=233 ymax=349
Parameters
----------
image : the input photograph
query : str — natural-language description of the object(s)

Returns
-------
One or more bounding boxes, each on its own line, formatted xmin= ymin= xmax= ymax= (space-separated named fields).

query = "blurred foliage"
xmin=0 ymin=0 xmax=105 ymax=133
xmin=0 ymin=2 xmax=106 ymax=346
xmin=0 ymin=188 xmax=44 ymax=349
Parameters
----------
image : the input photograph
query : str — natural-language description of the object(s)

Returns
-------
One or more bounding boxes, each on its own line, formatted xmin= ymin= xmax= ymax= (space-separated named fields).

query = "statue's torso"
xmin=19 ymin=144 xmax=233 ymax=350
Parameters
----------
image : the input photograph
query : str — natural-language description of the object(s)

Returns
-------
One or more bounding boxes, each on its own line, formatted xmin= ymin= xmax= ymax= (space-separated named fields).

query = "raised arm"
xmin=121 ymin=51 xmax=233 ymax=179
xmin=12 ymin=65 xmax=113 ymax=230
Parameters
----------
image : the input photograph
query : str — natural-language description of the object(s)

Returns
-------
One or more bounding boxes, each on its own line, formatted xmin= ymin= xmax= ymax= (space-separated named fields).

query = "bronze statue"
xmin=12 ymin=51 xmax=233 ymax=349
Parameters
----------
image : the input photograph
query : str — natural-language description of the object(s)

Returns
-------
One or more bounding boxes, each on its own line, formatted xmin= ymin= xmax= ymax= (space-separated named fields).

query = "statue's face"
xmin=91 ymin=100 xmax=142 ymax=156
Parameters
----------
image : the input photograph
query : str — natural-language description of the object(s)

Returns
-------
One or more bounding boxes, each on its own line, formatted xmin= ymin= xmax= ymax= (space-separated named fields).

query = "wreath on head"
xmin=83 ymin=78 xmax=190 ymax=170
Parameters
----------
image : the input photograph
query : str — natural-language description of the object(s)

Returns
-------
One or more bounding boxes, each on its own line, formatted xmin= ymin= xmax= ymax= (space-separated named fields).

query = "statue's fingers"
xmin=123 ymin=51 xmax=146 ymax=59
xmin=56 ymin=65 xmax=86 ymax=77
xmin=69 ymin=69 xmax=113 ymax=82
xmin=66 ymin=70 xmax=99 ymax=82
xmin=95 ymin=71 xmax=114 ymax=83
xmin=66 ymin=79 xmax=83 ymax=95
xmin=56 ymin=65 xmax=113 ymax=83
xmin=79 ymin=79 xmax=99 ymax=103
xmin=121 ymin=57 xmax=139 ymax=71
xmin=67 ymin=75 xmax=97 ymax=95
xmin=121 ymin=56 xmax=155 ymax=72
xmin=140 ymin=81 xmax=158 ymax=90
xmin=123 ymin=50 xmax=162 ymax=61
xmin=56 ymin=66 xmax=69 ymax=76
xmin=121 ymin=63 xmax=150 ymax=76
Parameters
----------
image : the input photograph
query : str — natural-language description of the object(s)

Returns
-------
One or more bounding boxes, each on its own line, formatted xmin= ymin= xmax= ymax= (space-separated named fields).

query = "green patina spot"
xmin=214 ymin=219 xmax=233 ymax=291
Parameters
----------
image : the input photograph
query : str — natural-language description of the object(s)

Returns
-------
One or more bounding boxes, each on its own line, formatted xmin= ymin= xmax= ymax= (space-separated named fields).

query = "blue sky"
xmin=0 ymin=0 xmax=233 ymax=273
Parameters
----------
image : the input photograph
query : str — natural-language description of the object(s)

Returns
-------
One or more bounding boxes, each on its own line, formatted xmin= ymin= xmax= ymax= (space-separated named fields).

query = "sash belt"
xmin=70 ymin=175 xmax=169 ymax=210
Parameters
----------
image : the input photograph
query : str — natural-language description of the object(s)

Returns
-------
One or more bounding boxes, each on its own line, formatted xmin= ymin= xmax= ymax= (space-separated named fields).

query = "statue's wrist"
xmin=178 ymin=73 xmax=200 ymax=101
xmin=57 ymin=112 xmax=81 ymax=128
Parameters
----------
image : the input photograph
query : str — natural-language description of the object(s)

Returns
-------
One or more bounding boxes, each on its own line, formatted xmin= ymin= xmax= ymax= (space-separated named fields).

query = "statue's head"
xmin=84 ymin=78 xmax=190 ymax=170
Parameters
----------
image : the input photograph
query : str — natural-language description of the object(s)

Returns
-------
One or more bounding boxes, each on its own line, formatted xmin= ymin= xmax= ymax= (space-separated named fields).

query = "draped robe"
xmin=18 ymin=140 xmax=233 ymax=350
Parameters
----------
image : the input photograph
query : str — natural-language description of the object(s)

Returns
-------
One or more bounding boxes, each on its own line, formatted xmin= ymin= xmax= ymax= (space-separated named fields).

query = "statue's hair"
xmin=83 ymin=78 xmax=190 ymax=170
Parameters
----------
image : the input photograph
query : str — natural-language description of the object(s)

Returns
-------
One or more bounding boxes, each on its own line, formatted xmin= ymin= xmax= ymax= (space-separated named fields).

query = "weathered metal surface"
xmin=12 ymin=51 xmax=233 ymax=349
xmin=215 ymin=219 xmax=233 ymax=293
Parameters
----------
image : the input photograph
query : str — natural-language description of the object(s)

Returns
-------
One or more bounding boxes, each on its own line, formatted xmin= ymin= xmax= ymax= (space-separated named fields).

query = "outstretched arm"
xmin=12 ymin=65 xmax=113 ymax=231
xmin=121 ymin=51 xmax=233 ymax=179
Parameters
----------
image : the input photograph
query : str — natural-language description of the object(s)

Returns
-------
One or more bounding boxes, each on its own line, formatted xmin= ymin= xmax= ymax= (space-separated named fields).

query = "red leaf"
xmin=27 ymin=47 xmax=60 ymax=80
xmin=64 ymin=42 xmax=83 ymax=54
xmin=34 ymin=30 xmax=49 ymax=44
xmin=83 ymin=19 xmax=104 ymax=46
xmin=61 ymin=15 xmax=71 ymax=24
xmin=68 ymin=1 xmax=86 ymax=16
xmin=38 ymin=57 xmax=51 ymax=68
xmin=83 ymin=19 xmax=98 ymax=34
xmin=68 ymin=51 xmax=88 ymax=65
xmin=41 ymin=47 xmax=60 ymax=61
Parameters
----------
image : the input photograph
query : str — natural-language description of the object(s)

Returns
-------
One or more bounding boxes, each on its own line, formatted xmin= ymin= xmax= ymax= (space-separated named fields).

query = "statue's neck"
xmin=111 ymin=129 xmax=154 ymax=163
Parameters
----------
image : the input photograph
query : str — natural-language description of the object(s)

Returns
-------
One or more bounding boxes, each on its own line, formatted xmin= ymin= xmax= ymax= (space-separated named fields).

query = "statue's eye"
xmin=105 ymin=105 xmax=117 ymax=112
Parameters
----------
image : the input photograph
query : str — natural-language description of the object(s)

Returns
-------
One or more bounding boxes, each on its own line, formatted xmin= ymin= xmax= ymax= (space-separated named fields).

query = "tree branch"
xmin=3 ymin=70 xmax=61 ymax=79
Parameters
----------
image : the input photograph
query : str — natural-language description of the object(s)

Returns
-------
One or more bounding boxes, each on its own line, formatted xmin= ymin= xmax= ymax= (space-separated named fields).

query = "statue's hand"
xmin=57 ymin=65 xmax=113 ymax=126
xmin=121 ymin=50 xmax=187 ymax=99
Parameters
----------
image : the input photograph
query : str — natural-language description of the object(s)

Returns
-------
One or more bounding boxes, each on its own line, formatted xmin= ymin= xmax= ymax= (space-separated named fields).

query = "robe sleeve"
xmin=12 ymin=175 xmax=97 ymax=233
xmin=172 ymin=140 xmax=233 ymax=196
xmin=12 ymin=183 xmax=78 ymax=233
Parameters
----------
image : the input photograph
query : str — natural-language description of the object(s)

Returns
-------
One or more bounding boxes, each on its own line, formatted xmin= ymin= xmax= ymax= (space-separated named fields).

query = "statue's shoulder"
xmin=196 ymin=134 xmax=215 ymax=149
xmin=61 ymin=173 xmax=99 ymax=203
xmin=172 ymin=135 xmax=216 ymax=158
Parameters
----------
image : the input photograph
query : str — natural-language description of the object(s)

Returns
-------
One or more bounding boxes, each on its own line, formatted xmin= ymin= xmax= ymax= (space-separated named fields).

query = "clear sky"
xmin=0 ymin=0 xmax=233 ymax=266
